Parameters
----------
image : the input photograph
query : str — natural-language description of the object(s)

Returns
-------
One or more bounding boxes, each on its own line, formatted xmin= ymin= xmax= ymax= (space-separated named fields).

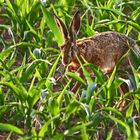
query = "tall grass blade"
xmin=0 ymin=123 xmax=23 ymax=135
xmin=41 ymin=6 xmax=64 ymax=46
xmin=46 ymin=54 xmax=61 ymax=92
xmin=20 ymin=59 xmax=51 ymax=83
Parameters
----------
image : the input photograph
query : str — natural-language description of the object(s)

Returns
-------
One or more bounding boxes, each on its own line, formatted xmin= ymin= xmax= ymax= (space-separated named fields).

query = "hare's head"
xmin=54 ymin=11 xmax=81 ymax=65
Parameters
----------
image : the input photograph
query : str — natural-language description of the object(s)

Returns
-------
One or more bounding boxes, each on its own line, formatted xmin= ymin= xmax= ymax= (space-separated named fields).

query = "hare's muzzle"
xmin=61 ymin=50 xmax=72 ymax=65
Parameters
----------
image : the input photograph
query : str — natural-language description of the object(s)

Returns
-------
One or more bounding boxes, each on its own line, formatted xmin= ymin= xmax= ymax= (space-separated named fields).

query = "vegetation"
xmin=0 ymin=0 xmax=140 ymax=139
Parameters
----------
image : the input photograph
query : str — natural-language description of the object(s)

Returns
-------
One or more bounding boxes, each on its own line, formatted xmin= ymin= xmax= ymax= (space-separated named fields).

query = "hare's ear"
xmin=69 ymin=11 xmax=81 ymax=42
xmin=54 ymin=14 xmax=68 ymax=40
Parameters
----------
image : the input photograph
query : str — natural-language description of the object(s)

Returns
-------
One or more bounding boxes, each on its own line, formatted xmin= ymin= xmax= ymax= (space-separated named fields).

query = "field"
xmin=0 ymin=0 xmax=140 ymax=139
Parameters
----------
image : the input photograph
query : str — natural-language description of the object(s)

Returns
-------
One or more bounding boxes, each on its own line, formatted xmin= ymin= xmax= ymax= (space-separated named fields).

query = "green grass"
xmin=0 ymin=0 xmax=140 ymax=139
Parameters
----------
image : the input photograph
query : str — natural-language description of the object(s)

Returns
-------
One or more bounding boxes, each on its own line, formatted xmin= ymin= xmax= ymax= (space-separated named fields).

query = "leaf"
xmin=103 ymin=107 xmax=123 ymax=117
xmin=0 ymin=82 xmax=27 ymax=100
xmin=0 ymin=42 xmax=38 ymax=64
xmin=66 ymin=101 xmax=80 ymax=118
xmin=0 ymin=47 xmax=14 ymax=61
xmin=106 ymin=129 xmax=113 ymax=140
xmin=64 ymin=122 xmax=92 ymax=136
xmin=0 ymin=24 xmax=11 ymax=29
xmin=81 ymin=123 xmax=88 ymax=140
xmin=33 ymin=48 xmax=41 ymax=59
xmin=131 ymin=66 xmax=140 ymax=90
xmin=57 ymin=79 xmax=71 ymax=105
xmin=88 ymin=64 xmax=105 ymax=84
xmin=86 ymin=82 xmax=96 ymax=104
xmin=97 ymin=7 xmax=127 ymax=17
xmin=48 ymin=98 xmax=60 ymax=116
xmin=38 ymin=115 xmax=60 ymax=138
xmin=126 ymin=101 xmax=134 ymax=118
xmin=78 ymin=56 xmax=93 ymax=84
xmin=134 ymin=99 xmax=139 ymax=114
xmin=27 ymin=88 xmax=41 ymax=109
xmin=127 ymin=21 xmax=140 ymax=32
xmin=107 ymin=66 xmax=116 ymax=89
xmin=0 ymin=123 xmax=23 ymax=135
xmin=106 ymin=66 xmax=116 ymax=106
xmin=107 ymin=114 xmax=131 ymax=137
xmin=131 ymin=120 xmax=139 ymax=140
xmin=20 ymin=59 xmax=51 ymax=83
xmin=130 ymin=49 xmax=140 ymax=69
xmin=0 ymin=104 xmax=17 ymax=119
xmin=80 ymin=103 xmax=91 ymax=118
xmin=0 ymin=91 xmax=4 ymax=106
xmin=46 ymin=55 xmax=61 ymax=91
xmin=91 ymin=113 xmax=103 ymax=128
xmin=52 ymin=134 xmax=64 ymax=140
xmin=41 ymin=7 xmax=64 ymax=46
xmin=66 ymin=72 xmax=86 ymax=87
xmin=25 ymin=20 xmax=41 ymax=41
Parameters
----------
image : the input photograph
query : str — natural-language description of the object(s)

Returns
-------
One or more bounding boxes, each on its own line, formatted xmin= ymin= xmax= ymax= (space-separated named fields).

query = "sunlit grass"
xmin=0 ymin=0 xmax=140 ymax=139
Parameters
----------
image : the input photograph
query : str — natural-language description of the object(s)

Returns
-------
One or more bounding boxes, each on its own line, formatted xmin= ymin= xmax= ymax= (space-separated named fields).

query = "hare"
xmin=54 ymin=11 xmax=140 ymax=93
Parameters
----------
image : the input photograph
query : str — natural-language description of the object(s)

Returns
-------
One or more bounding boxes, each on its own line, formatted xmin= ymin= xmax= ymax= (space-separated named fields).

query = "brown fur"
xmin=75 ymin=32 xmax=135 ymax=73
xmin=54 ymin=11 xmax=140 ymax=94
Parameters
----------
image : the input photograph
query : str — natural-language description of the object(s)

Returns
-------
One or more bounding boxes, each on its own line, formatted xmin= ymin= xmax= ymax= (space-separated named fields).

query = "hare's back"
xmin=91 ymin=32 xmax=133 ymax=51
xmin=78 ymin=32 xmax=133 ymax=52
xmin=77 ymin=32 xmax=134 ymax=59
xmin=76 ymin=32 xmax=134 ymax=72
